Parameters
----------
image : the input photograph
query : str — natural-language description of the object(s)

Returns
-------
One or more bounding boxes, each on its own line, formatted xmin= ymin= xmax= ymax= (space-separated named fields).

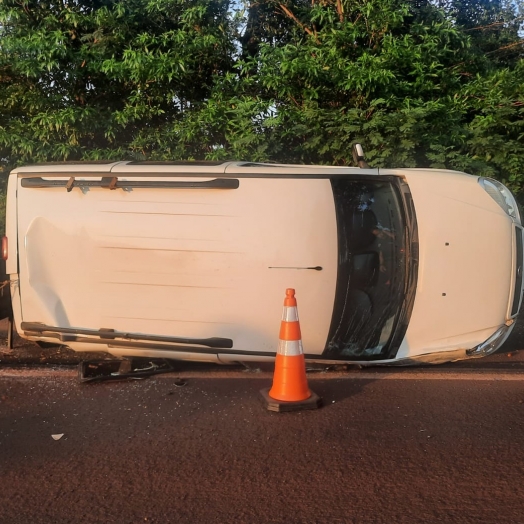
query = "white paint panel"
xmin=16 ymin=176 xmax=338 ymax=356
xmin=383 ymin=169 xmax=515 ymax=358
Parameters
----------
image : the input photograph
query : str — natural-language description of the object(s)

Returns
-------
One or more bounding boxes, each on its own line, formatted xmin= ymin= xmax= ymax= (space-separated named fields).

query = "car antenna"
xmin=352 ymin=143 xmax=370 ymax=169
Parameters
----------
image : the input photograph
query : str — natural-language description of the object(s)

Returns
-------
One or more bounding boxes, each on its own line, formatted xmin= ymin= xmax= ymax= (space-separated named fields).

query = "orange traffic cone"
xmin=260 ymin=289 xmax=322 ymax=412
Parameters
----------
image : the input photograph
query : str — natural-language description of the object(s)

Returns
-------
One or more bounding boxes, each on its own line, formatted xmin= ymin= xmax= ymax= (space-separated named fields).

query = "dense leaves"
xmin=0 ymin=0 xmax=235 ymax=162
xmin=0 ymin=0 xmax=523 ymax=192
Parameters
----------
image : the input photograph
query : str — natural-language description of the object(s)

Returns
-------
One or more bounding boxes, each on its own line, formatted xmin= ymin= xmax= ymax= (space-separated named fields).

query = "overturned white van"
xmin=3 ymin=158 xmax=523 ymax=365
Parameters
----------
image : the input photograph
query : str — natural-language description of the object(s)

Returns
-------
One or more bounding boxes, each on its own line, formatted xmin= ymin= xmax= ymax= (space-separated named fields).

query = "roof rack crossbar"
xmin=20 ymin=177 xmax=239 ymax=190
xmin=21 ymin=322 xmax=234 ymax=349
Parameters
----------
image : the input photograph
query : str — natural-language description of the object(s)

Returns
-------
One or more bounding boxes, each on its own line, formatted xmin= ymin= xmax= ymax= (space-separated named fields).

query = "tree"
xmin=193 ymin=0 xmax=524 ymax=192
xmin=194 ymin=0 xmax=483 ymax=164
xmin=0 ymin=0 xmax=236 ymax=165
xmin=0 ymin=0 xmax=523 ymax=194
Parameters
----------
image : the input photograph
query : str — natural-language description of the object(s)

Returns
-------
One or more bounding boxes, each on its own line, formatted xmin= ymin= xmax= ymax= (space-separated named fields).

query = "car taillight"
xmin=2 ymin=236 xmax=7 ymax=261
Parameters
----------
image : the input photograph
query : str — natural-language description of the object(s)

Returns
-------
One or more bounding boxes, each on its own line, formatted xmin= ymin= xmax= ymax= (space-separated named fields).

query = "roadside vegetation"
xmin=0 ymin=0 xmax=523 ymax=194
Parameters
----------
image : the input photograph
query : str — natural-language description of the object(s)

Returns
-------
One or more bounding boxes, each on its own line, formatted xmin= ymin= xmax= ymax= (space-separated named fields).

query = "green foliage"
xmin=0 ymin=0 xmax=523 ymax=193
xmin=0 ymin=0 xmax=236 ymax=163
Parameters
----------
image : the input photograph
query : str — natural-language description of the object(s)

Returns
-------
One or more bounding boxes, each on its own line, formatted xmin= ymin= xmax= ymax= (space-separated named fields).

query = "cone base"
xmin=260 ymin=388 xmax=322 ymax=412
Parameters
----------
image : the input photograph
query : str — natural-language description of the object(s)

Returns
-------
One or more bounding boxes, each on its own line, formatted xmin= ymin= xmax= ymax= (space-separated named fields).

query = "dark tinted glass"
xmin=325 ymin=178 xmax=407 ymax=360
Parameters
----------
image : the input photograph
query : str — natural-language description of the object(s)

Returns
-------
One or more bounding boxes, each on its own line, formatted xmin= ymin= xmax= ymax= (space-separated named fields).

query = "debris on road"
xmin=78 ymin=358 xmax=176 ymax=383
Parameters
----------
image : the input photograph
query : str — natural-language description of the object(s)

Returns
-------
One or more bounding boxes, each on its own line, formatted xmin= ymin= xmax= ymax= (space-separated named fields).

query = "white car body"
xmin=5 ymin=161 xmax=523 ymax=365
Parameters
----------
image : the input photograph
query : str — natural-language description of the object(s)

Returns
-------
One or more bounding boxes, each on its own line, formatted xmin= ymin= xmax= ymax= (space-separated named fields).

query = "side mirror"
xmin=352 ymin=143 xmax=370 ymax=169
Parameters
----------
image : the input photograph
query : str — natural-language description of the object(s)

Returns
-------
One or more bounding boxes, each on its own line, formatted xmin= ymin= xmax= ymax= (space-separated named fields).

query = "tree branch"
xmin=279 ymin=4 xmax=321 ymax=44
xmin=463 ymin=15 xmax=524 ymax=32
xmin=336 ymin=0 xmax=344 ymax=23
xmin=485 ymin=40 xmax=524 ymax=55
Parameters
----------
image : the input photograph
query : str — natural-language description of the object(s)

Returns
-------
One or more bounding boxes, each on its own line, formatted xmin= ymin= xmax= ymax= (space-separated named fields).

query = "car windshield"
xmin=325 ymin=177 xmax=408 ymax=360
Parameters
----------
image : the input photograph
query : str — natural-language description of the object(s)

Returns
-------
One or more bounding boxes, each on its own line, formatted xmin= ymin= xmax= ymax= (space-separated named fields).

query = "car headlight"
xmin=479 ymin=177 xmax=521 ymax=222
xmin=466 ymin=325 xmax=511 ymax=357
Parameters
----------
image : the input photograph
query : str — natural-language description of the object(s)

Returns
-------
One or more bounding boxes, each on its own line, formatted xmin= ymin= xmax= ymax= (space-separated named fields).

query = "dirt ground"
xmin=2 ymin=365 xmax=524 ymax=523
xmin=2 ymin=319 xmax=524 ymax=523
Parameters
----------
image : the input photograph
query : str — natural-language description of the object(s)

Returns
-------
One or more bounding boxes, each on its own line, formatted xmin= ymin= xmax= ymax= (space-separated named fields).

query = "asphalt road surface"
xmin=1 ymin=321 xmax=524 ymax=523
